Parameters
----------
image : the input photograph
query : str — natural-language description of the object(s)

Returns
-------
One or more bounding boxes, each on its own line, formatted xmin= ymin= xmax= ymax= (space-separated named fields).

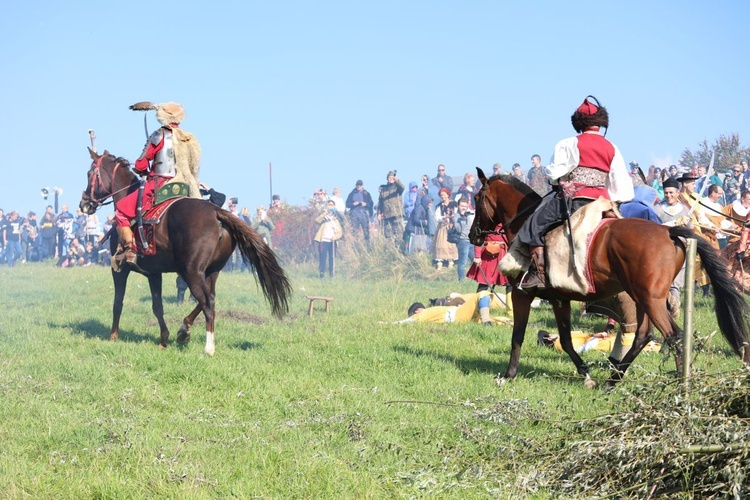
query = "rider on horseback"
xmin=113 ymin=102 xmax=201 ymax=267
xmin=516 ymin=96 xmax=634 ymax=291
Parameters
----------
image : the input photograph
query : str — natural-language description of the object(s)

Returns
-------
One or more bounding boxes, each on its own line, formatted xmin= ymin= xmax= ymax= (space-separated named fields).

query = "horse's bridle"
xmin=80 ymin=155 xmax=131 ymax=208
xmin=474 ymin=176 xmax=546 ymax=245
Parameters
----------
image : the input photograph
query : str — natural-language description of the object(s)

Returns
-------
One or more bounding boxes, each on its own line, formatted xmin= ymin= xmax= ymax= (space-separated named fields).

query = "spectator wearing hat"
xmin=377 ymin=170 xmax=405 ymax=239
xmin=656 ymin=176 xmax=691 ymax=312
xmin=345 ymin=180 xmax=374 ymax=242
xmin=268 ymin=194 xmax=284 ymax=215
xmin=515 ymin=96 xmax=634 ymax=291
xmin=492 ymin=163 xmax=503 ymax=177
xmin=678 ymin=171 xmax=716 ymax=296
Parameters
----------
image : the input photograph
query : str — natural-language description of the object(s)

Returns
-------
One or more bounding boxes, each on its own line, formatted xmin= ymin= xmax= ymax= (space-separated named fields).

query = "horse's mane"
xmin=489 ymin=173 xmax=540 ymax=201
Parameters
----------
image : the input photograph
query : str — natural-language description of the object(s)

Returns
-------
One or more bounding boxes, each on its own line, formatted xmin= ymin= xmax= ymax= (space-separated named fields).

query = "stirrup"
xmin=518 ymin=269 xmax=546 ymax=291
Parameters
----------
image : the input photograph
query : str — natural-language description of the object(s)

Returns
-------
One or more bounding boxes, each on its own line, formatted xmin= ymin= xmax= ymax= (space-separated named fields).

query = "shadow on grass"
xmin=392 ymin=344 xmax=501 ymax=375
xmin=61 ymin=318 xmax=155 ymax=344
xmin=393 ymin=342 xmax=609 ymax=382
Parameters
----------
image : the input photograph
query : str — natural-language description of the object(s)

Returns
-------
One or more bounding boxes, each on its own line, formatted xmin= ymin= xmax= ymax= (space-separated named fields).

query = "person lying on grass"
xmin=391 ymin=291 xmax=511 ymax=325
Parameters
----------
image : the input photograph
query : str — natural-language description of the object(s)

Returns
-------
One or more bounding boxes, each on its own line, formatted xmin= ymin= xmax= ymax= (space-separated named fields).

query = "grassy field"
xmin=0 ymin=259 xmax=744 ymax=498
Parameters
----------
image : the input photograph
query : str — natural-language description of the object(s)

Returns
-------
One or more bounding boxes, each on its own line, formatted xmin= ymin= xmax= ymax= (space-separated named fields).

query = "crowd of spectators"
xmin=0 ymin=204 xmax=112 ymax=268
xmin=5 ymin=158 xmax=749 ymax=293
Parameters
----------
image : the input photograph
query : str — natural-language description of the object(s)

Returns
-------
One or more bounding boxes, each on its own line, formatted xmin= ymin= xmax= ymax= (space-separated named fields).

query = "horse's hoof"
xmin=583 ymin=377 xmax=597 ymax=390
xmin=495 ymin=374 xmax=512 ymax=386
xmin=204 ymin=346 xmax=215 ymax=357
xmin=109 ymin=333 xmax=119 ymax=341
xmin=177 ymin=325 xmax=191 ymax=344
xmin=158 ymin=343 xmax=167 ymax=350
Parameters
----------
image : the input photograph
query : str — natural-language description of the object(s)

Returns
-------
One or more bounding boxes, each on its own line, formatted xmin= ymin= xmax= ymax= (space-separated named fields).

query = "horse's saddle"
xmin=132 ymin=184 xmax=188 ymax=256
xmin=500 ymin=197 xmax=620 ymax=295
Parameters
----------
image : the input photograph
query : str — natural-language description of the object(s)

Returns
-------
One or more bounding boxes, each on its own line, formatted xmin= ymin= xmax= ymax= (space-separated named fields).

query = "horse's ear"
xmin=102 ymin=149 xmax=110 ymax=157
xmin=88 ymin=147 xmax=98 ymax=160
xmin=476 ymin=167 xmax=487 ymax=183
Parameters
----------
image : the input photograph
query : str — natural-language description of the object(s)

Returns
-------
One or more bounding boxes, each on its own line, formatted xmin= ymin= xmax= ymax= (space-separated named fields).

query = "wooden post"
xmin=682 ymin=238 xmax=697 ymax=389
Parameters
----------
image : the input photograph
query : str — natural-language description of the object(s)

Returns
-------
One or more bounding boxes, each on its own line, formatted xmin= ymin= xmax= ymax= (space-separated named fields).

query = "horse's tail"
xmin=216 ymin=210 xmax=291 ymax=319
xmin=670 ymin=225 xmax=750 ymax=360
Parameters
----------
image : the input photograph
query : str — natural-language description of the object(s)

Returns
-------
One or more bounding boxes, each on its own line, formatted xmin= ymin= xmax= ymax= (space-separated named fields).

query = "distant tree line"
xmin=679 ymin=133 xmax=750 ymax=173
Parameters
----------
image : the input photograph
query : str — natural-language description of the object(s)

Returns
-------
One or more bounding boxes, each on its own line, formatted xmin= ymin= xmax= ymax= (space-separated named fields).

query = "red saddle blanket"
xmin=133 ymin=197 xmax=182 ymax=256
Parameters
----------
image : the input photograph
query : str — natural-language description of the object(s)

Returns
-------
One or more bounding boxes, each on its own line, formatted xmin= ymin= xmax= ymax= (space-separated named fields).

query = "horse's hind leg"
xmin=177 ymin=302 xmax=201 ymax=345
xmin=607 ymin=296 xmax=681 ymax=387
xmin=146 ymin=273 xmax=169 ymax=348
xmin=183 ymin=270 xmax=218 ymax=356
xmin=552 ymin=300 xmax=596 ymax=389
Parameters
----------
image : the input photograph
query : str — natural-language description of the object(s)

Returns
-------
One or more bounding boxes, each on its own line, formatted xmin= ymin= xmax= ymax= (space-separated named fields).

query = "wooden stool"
xmin=305 ymin=295 xmax=334 ymax=316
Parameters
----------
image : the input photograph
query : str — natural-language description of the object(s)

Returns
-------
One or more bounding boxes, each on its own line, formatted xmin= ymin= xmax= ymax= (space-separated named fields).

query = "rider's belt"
xmin=566 ymin=166 xmax=607 ymax=188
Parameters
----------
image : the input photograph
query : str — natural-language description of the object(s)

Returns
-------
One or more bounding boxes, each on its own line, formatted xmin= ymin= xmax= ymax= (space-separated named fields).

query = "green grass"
xmin=0 ymin=261 xmax=744 ymax=498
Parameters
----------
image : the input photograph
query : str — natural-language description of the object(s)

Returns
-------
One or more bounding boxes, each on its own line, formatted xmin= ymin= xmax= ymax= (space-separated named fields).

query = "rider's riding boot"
xmin=522 ymin=246 xmax=547 ymax=290
xmin=113 ymin=226 xmax=138 ymax=269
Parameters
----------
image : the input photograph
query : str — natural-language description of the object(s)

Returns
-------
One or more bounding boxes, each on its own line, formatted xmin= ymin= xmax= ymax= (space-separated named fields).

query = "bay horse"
xmin=79 ymin=148 xmax=291 ymax=355
xmin=469 ymin=168 xmax=750 ymax=388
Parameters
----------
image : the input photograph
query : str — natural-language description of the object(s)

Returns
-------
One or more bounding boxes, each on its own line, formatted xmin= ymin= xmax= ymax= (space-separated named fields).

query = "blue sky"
xmin=2 ymin=1 xmax=749 ymax=217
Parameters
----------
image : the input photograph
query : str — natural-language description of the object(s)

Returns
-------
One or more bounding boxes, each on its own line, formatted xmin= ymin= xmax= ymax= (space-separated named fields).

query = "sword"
xmin=136 ymin=179 xmax=149 ymax=251
xmin=562 ymin=190 xmax=577 ymax=271
xmin=687 ymin=150 xmax=715 ymax=218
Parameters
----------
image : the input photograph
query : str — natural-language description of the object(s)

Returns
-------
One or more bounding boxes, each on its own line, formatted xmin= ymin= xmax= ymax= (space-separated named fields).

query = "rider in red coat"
xmin=114 ymin=102 xmax=192 ymax=267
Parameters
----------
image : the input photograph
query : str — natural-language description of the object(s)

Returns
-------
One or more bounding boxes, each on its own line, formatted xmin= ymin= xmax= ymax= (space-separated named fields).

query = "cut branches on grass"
xmin=0 ymin=261 xmax=747 ymax=497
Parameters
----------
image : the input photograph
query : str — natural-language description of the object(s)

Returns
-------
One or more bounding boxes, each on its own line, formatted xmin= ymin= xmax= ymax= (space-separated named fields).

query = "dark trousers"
xmin=318 ymin=241 xmax=336 ymax=277
xmin=382 ymin=216 xmax=402 ymax=239
xmin=350 ymin=210 xmax=370 ymax=240
xmin=517 ymin=195 xmax=590 ymax=247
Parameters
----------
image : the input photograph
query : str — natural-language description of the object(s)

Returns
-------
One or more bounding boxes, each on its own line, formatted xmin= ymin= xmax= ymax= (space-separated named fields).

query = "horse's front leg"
xmin=147 ymin=273 xmax=169 ymax=348
xmin=552 ymin=300 xmax=596 ymax=389
xmin=499 ymin=289 xmax=532 ymax=383
xmin=110 ymin=268 xmax=129 ymax=341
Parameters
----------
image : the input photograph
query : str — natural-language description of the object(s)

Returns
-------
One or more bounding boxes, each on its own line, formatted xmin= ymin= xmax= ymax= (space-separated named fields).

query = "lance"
xmin=88 ymin=129 xmax=97 ymax=153
xmin=687 ymin=150 xmax=715 ymax=218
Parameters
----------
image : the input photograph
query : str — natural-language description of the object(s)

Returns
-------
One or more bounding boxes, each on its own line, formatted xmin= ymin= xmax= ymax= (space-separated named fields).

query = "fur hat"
xmin=571 ymin=95 xmax=609 ymax=133
xmin=156 ymin=102 xmax=185 ymax=126
xmin=663 ymin=178 xmax=680 ymax=190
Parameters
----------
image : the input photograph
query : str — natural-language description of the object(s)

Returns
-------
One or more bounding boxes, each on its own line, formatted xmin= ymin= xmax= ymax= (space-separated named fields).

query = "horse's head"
xmin=79 ymin=148 xmax=134 ymax=215
xmin=469 ymin=167 xmax=541 ymax=246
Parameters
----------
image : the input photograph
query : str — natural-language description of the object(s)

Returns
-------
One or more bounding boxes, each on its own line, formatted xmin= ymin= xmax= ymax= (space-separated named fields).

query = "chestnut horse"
xmin=469 ymin=169 xmax=750 ymax=388
xmin=79 ymin=149 xmax=291 ymax=355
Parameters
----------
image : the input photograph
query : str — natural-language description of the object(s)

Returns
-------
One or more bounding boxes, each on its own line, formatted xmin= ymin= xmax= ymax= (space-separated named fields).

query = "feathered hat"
xmin=129 ymin=101 xmax=185 ymax=127
xmin=571 ymin=95 xmax=609 ymax=133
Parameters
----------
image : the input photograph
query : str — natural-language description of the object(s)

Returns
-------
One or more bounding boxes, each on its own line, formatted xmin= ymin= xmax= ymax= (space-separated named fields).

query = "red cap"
xmin=576 ymin=98 xmax=598 ymax=115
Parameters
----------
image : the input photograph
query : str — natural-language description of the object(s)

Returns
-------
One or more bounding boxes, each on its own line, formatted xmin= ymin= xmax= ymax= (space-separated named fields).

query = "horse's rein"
xmin=476 ymin=177 xmax=546 ymax=245
xmin=81 ymin=156 xmax=131 ymax=207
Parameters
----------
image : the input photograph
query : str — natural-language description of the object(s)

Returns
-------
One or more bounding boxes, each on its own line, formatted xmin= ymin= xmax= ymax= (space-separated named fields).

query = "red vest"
xmin=574 ymin=133 xmax=615 ymax=200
